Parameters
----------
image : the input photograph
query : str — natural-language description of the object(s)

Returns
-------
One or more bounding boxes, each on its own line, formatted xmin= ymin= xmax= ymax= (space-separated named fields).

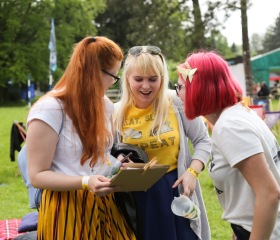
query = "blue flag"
xmin=48 ymin=18 xmax=57 ymax=72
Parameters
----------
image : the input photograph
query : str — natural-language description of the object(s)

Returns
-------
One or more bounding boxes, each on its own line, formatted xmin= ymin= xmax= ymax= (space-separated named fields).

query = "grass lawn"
xmin=0 ymin=105 xmax=34 ymax=220
xmin=0 ymin=99 xmax=279 ymax=239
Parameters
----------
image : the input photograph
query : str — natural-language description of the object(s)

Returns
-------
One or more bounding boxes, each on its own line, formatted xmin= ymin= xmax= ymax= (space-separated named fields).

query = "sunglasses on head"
xmin=128 ymin=46 xmax=161 ymax=56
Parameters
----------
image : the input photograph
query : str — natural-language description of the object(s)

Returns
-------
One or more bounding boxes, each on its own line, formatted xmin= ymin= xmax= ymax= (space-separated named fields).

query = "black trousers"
xmin=231 ymin=223 xmax=250 ymax=240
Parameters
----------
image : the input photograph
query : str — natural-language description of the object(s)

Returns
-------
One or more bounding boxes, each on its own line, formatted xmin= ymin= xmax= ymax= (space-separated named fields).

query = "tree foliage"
xmin=262 ymin=12 xmax=280 ymax=52
xmin=95 ymin=0 xmax=192 ymax=61
xmin=95 ymin=0 xmax=242 ymax=61
xmin=2 ymin=0 xmax=278 ymax=102
xmin=250 ymin=33 xmax=263 ymax=56
xmin=0 ymin=0 xmax=105 ymax=94
xmin=0 ymin=1 xmax=52 ymax=88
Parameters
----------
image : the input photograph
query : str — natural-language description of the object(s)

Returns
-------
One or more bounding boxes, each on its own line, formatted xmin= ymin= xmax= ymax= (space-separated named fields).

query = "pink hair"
xmin=178 ymin=51 xmax=243 ymax=119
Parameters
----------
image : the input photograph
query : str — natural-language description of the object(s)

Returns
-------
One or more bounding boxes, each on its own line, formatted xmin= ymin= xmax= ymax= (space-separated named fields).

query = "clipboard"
xmin=109 ymin=162 xmax=170 ymax=192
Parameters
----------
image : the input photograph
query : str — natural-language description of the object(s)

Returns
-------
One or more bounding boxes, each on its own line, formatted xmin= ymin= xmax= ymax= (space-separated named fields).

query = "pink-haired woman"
xmin=176 ymin=50 xmax=280 ymax=240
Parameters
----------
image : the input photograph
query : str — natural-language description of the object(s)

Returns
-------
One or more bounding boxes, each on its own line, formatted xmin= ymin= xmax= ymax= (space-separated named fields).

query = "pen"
xmin=121 ymin=152 xmax=132 ymax=163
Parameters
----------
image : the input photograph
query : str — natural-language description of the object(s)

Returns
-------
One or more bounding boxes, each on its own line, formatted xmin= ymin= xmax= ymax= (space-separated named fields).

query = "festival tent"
xmin=251 ymin=47 xmax=280 ymax=86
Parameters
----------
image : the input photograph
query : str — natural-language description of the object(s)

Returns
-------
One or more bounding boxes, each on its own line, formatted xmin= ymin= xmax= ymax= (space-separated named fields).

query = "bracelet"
xmin=82 ymin=176 xmax=90 ymax=190
xmin=187 ymin=167 xmax=199 ymax=179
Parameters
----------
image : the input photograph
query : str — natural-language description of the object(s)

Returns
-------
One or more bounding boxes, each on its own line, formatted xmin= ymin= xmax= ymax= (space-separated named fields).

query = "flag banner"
xmin=48 ymin=18 xmax=57 ymax=72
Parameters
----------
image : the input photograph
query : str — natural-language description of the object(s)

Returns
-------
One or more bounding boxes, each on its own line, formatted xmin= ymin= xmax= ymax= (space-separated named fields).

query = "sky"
xmin=200 ymin=0 xmax=280 ymax=45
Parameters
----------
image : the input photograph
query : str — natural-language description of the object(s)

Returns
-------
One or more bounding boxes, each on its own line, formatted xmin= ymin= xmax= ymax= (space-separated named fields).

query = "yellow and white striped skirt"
xmin=37 ymin=189 xmax=136 ymax=240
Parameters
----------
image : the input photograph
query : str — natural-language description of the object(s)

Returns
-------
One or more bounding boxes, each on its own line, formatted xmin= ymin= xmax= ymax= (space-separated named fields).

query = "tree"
xmin=241 ymin=0 xmax=253 ymax=96
xmin=202 ymin=0 xmax=242 ymax=56
xmin=188 ymin=0 xmax=208 ymax=49
xmin=95 ymin=0 xmax=191 ymax=61
xmin=214 ymin=33 xmax=236 ymax=58
xmin=0 ymin=1 xmax=52 ymax=88
xmin=0 ymin=0 xmax=105 ymax=102
xmin=204 ymin=0 xmax=253 ymax=96
xmin=250 ymin=33 xmax=263 ymax=56
xmin=262 ymin=12 xmax=280 ymax=52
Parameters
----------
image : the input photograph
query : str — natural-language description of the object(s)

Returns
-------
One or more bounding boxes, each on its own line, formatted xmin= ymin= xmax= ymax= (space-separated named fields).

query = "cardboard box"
xmin=109 ymin=162 xmax=170 ymax=192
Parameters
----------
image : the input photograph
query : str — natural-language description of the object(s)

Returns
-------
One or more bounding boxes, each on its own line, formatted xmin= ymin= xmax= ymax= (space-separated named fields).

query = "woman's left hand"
xmin=172 ymin=170 xmax=197 ymax=197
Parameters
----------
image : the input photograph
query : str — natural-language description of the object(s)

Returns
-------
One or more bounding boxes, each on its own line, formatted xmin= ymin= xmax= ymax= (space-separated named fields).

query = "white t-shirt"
xmin=27 ymin=95 xmax=116 ymax=176
xmin=209 ymin=103 xmax=280 ymax=238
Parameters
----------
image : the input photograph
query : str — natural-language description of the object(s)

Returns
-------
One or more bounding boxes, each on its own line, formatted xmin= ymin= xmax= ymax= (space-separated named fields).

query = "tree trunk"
xmin=241 ymin=0 xmax=254 ymax=97
xmin=191 ymin=0 xmax=206 ymax=49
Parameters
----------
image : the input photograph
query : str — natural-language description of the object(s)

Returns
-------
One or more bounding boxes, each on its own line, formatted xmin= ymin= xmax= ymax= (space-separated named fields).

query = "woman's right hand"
xmin=88 ymin=175 xmax=120 ymax=197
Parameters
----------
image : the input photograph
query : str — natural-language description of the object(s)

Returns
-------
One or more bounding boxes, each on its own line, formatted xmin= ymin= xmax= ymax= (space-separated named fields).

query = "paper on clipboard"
xmin=109 ymin=162 xmax=170 ymax=192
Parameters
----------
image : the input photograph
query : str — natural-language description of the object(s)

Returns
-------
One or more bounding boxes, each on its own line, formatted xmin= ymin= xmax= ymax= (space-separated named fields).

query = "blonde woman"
xmin=114 ymin=46 xmax=211 ymax=240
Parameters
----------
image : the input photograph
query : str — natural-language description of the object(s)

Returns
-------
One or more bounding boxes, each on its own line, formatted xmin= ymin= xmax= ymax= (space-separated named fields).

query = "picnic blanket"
xmin=0 ymin=212 xmax=38 ymax=240
xmin=0 ymin=219 xmax=23 ymax=240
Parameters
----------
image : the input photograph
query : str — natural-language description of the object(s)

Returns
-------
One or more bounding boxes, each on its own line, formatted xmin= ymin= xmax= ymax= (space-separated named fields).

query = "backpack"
xmin=18 ymin=144 xmax=42 ymax=209
xmin=18 ymin=105 xmax=64 ymax=209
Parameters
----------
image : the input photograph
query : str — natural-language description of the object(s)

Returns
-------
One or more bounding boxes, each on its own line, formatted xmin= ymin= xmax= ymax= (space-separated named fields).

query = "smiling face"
xmin=127 ymin=67 xmax=162 ymax=109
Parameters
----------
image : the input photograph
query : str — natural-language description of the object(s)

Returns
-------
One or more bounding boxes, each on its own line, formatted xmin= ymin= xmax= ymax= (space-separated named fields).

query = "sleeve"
xmin=216 ymin=122 xmax=263 ymax=167
xmin=27 ymin=97 xmax=63 ymax=135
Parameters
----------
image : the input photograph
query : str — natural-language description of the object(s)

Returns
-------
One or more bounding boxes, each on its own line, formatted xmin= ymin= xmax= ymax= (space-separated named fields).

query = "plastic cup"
xmin=171 ymin=195 xmax=200 ymax=220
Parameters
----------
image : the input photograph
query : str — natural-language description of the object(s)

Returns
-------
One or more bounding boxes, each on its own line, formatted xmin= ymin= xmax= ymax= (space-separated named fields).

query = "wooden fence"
xmin=105 ymin=89 xmax=121 ymax=103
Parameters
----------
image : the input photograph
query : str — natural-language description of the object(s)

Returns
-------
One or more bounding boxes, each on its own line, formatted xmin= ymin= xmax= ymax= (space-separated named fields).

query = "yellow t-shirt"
xmin=122 ymin=104 xmax=180 ymax=172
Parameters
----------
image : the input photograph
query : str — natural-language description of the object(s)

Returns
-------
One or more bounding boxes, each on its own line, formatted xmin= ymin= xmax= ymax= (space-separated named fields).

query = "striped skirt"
xmin=37 ymin=189 xmax=136 ymax=240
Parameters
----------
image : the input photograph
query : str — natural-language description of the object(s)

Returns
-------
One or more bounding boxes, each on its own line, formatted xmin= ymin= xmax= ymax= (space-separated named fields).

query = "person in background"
xmin=253 ymin=82 xmax=260 ymax=98
xmin=26 ymin=36 xmax=136 ymax=239
xmin=176 ymin=50 xmax=280 ymax=240
xmin=257 ymin=81 xmax=270 ymax=98
xmin=114 ymin=46 xmax=211 ymax=240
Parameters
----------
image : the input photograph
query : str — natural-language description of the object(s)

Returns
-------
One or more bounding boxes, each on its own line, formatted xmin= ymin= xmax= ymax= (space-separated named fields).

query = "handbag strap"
xmin=56 ymin=98 xmax=64 ymax=135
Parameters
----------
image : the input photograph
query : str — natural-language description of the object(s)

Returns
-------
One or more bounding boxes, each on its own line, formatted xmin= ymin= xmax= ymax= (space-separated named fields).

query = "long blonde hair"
xmin=49 ymin=36 xmax=123 ymax=167
xmin=114 ymin=50 xmax=170 ymax=140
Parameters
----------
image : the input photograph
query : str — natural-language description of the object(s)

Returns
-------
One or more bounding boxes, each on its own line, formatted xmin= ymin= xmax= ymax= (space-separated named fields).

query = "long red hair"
xmin=50 ymin=36 xmax=123 ymax=167
xmin=178 ymin=51 xmax=242 ymax=119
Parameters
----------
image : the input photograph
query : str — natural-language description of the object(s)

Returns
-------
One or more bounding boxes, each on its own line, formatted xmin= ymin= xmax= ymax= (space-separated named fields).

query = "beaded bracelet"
xmin=187 ymin=167 xmax=199 ymax=179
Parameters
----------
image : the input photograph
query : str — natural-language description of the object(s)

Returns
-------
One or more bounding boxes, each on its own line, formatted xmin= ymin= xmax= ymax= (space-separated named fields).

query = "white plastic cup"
xmin=171 ymin=195 xmax=200 ymax=220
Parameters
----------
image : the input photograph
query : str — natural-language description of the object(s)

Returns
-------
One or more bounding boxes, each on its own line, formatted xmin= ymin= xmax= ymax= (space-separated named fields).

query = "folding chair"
xmin=265 ymin=111 xmax=280 ymax=137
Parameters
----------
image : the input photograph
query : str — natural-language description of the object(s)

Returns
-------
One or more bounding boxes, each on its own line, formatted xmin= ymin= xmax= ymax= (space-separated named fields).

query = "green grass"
xmin=200 ymin=170 xmax=233 ymax=239
xmin=0 ymin=100 xmax=279 ymax=239
xmin=0 ymin=105 xmax=33 ymax=220
xmin=270 ymin=98 xmax=280 ymax=111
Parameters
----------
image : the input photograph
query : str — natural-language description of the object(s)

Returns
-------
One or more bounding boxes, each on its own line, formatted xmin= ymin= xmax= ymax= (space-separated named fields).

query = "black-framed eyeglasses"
xmin=101 ymin=70 xmax=120 ymax=85
xmin=174 ymin=83 xmax=184 ymax=95
xmin=128 ymin=46 xmax=164 ymax=62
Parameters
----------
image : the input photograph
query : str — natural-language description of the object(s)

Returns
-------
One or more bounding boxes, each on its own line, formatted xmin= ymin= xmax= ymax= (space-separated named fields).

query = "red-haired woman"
xmin=176 ymin=50 xmax=280 ymax=240
xmin=26 ymin=36 xmax=136 ymax=239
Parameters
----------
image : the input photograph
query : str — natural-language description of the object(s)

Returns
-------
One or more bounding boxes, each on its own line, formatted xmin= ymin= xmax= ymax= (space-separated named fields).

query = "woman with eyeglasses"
xmin=113 ymin=46 xmax=211 ymax=240
xmin=25 ymin=36 xmax=136 ymax=239
xmin=176 ymin=50 xmax=280 ymax=240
